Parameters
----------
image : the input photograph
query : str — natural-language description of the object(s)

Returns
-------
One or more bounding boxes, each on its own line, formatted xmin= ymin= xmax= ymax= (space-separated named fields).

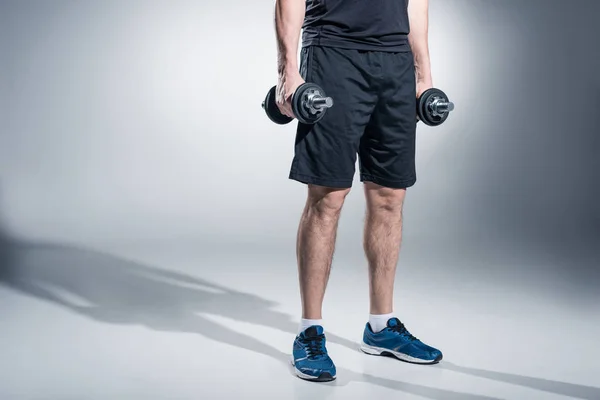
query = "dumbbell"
xmin=417 ymin=88 xmax=455 ymax=126
xmin=262 ymin=82 xmax=334 ymax=125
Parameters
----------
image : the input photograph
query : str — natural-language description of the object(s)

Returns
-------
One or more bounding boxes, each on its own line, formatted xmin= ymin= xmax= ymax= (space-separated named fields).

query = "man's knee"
xmin=306 ymin=184 xmax=351 ymax=217
xmin=364 ymin=182 xmax=405 ymax=213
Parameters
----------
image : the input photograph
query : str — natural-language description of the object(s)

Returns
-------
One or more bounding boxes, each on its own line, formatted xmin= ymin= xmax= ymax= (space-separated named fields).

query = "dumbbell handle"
xmin=308 ymin=94 xmax=334 ymax=110
xmin=429 ymin=99 xmax=455 ymax=116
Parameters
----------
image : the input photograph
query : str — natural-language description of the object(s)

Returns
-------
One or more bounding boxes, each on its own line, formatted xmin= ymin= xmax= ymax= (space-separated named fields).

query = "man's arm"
xmin=407 ymin=0 xmax=432 ymax=96
xmin=274 ymin=0 xmax=306 ymax=117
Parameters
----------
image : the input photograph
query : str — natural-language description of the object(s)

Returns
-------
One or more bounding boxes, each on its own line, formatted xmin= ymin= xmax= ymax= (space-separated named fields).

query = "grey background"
xmin=1 ymin=0 xmax=598 ymax=277
xmin=1 ymin=1 xmax=600 ymax=399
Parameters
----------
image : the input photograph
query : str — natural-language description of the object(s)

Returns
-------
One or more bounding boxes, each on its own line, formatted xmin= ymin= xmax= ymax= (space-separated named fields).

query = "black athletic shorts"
xmin=289 ymin=45 xmax=417 ymax=189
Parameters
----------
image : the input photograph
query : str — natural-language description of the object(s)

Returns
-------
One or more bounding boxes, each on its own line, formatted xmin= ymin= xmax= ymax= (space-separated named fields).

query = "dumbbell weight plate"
xmin=417 ymin=88 xmax=450 ymax=127
xmin=262 ymin=85 xmax=294 ymax=125
xmin=292 ymin=82 xmax=328 ymax=125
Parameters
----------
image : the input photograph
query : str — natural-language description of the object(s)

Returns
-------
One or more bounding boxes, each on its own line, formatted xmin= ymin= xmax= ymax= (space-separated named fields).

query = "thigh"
xmin=358 ymin=51 xmax=417 ymax=189
xmin=290 ymin=46 xmax=377 ymax=189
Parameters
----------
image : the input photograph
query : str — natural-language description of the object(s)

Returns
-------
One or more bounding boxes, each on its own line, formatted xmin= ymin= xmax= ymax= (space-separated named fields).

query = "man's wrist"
xmin=277 ymin=60 xmax=298 ymax=75
xmin=412 ymin=49 xmax=431 ymax=84
xmin=416 ymin=77 xmax=432 ymax=86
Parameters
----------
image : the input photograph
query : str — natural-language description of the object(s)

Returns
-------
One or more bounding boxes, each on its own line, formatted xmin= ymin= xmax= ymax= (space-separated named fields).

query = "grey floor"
xmin=1 ymin=238 xmax=599 ymax=400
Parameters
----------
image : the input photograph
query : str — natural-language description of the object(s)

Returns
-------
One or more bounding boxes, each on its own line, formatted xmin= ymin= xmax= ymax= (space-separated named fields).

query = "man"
xmin=275 ymin=0 xmax=442 ymax=382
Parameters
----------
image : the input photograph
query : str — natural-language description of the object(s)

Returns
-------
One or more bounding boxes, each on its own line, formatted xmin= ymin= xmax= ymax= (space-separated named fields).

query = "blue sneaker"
xmin=291 ymin=325 xmax=336 ymax=382
xmin=360 ymin=317 xmax=443 ymax=364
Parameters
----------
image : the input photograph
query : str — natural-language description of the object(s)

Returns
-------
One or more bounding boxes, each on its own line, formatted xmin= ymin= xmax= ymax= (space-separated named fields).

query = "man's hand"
xmin=276 ymin=70 xmax=305 ymax=118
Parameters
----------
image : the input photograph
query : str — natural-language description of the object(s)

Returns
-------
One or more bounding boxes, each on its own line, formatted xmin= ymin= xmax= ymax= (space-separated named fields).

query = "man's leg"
xmin=297 ymin=185 xmax=350 ymax=321
xmin=289 ymin=185 xmax=348 ymax=382
xmin=360 ymin=181 xmax=442 ymax=364
xmin=363 ymin=182 xmax=405 ymax=317
xmin=359 ymin=187 xmax=442 ymax=364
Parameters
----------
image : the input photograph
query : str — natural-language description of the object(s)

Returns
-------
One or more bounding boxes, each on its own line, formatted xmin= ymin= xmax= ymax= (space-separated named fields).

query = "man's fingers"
xmin=285 ymin=104 xmax=295 ymax=118
xmin=278 ymin=102 xmax=294 ymax=118
xmin=276 ymin=102 xmax=288 ymax=117
xmin=277 ymin=105 xmax=289 ymax=117
xmin=276 ymin=103 xmax=285 ymax=116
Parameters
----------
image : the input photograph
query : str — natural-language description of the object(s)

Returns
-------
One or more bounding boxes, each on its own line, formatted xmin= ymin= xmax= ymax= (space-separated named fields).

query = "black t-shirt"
xmin=302 ymin=0 xmax=411 ymax=52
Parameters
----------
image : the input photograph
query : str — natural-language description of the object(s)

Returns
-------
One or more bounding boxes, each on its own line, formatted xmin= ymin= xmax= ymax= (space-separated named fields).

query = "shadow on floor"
xmin=0 ymin=238 xmax=597 ymax=400
xmin=440 ymin=362 xmax=599 ymax=400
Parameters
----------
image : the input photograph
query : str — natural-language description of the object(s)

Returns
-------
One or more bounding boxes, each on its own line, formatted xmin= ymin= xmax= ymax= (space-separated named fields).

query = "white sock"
xmin=299 ymin=318 xmax=323 ymax=334
xmin=369 ymin=313 xmax=394 ymax=333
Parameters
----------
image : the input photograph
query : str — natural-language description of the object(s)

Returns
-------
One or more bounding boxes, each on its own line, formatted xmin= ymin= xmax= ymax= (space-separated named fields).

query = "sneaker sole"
xmin=359 ymin=341 xmax=443 ymax=365
xmin=290 ymin=356 xmax=336 ymax=382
